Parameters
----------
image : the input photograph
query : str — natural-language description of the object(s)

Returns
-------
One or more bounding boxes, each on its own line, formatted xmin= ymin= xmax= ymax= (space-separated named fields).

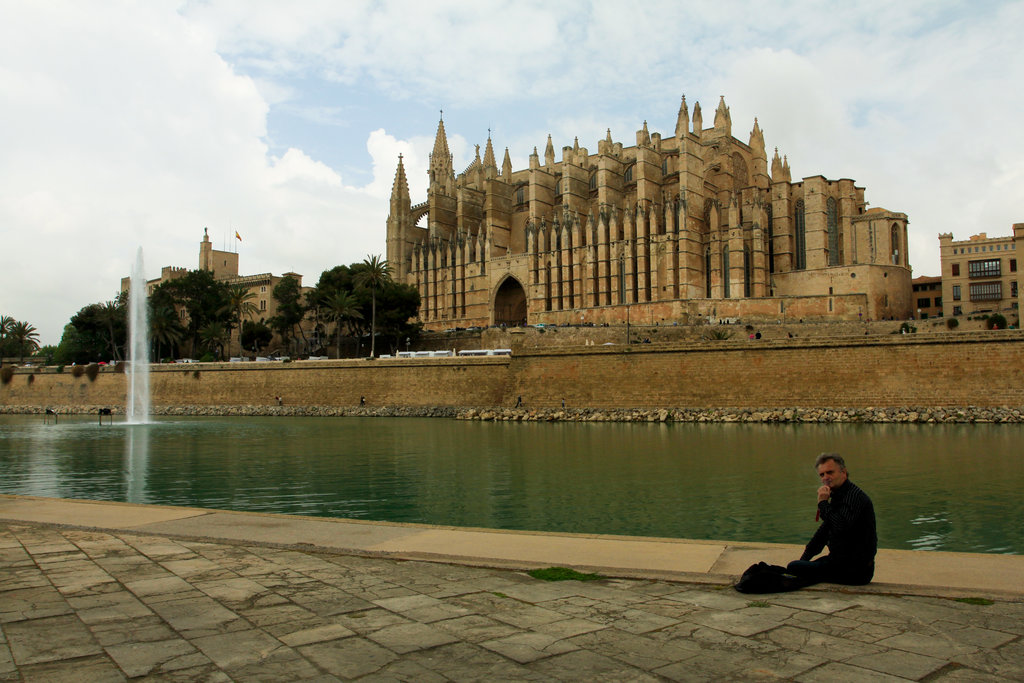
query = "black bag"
xmin=734 ymin=562 xmax=811 ymax=594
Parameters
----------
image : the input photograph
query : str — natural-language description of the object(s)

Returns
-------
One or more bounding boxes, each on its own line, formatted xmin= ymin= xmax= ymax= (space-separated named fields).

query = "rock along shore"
xmin=2 ymin=404 xmax=1022 ymax=423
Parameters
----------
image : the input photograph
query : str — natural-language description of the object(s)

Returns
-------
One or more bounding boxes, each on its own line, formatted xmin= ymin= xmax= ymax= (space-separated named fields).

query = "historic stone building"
xmin=121 ymin=230 xmax=315 ymax=355
xmin=387 ymin=96 xmax=912 ymax=329
xmin=938 ymin=226 xmax=1023 ymax=321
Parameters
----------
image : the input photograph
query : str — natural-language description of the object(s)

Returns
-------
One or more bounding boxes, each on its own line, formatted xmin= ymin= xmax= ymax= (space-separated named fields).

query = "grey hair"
xmin=815 ymin=453 xmax=846 ymax=471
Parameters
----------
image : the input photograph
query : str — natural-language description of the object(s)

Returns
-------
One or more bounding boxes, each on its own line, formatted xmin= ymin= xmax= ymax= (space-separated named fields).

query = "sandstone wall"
xmin=3 ymin=331 xmax=1023 ymax=412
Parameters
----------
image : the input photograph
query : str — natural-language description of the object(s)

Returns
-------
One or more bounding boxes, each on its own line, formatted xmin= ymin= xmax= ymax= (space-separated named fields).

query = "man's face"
xmin=817 ymin=459 xmax=848 ymax=490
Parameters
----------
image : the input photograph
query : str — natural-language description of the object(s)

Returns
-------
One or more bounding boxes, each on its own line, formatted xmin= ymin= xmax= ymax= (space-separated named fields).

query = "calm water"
xmin=0 ymin=415 xmax=1020 ymax=554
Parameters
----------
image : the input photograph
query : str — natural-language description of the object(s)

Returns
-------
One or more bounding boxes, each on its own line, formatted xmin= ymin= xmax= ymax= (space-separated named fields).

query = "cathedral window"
xmin=623 ymin=165 xmax=634 ymax=183
xmin=794 ymin=200 xmax=807 ymax=270
xmin=743 ymin=246 xmax=751 ymax=297
xmin=705 ymin=248 xmax=712 ymax=298
xmin=662 ymin=159 xmax=668 ymax=175
xmin=515 ymin=186 xmax=525 ymax=205
xmin=766 ymin=203 xmax=775 ymax=274
xmin=722 ymin=247 xmax=730 ymax=298
xmin=589 ymin=173 xmax=597 ymax=191
xmin=890 ymin=223 xmax=900 ymax=265
xmin=826 ymin=197 xmax=839 ymax=266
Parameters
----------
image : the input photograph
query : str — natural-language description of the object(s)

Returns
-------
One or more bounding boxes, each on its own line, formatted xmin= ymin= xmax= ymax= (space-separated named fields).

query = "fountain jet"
xmin=126 ymin=247 xmax=150 ymax=423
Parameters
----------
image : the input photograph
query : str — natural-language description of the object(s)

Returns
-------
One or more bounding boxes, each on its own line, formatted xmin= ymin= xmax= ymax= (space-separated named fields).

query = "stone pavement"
xmin=3 ymin=520 xmax=1024 ymax=681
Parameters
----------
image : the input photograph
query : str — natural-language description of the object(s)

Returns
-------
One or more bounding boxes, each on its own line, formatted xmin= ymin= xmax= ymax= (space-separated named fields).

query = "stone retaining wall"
xmin=3 ymin=330 xmax=1023 ymax=417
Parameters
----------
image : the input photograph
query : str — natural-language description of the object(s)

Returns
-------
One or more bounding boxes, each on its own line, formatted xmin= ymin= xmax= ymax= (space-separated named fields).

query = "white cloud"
xmin=2 ymin=1 xmax=1023 ymax=345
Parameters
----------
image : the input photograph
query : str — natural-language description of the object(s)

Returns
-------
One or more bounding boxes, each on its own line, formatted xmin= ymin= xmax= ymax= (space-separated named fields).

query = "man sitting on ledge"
xmin=787 ymin=453 xmax=877 ymax=586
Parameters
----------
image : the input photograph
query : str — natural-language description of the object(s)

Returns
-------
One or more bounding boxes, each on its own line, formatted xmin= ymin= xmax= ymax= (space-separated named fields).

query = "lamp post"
xmin=405 ymin=337 xmax=410 ymax=353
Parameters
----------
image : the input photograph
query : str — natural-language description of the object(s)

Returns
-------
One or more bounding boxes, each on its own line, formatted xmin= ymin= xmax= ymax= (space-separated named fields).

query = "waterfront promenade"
xmin=2 ymin=496 xmax=1023 ymax=681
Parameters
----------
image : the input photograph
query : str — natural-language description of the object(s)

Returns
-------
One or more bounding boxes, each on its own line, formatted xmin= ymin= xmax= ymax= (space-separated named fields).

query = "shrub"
xmin=987 ymin=313 xmax=1007 ymax=330
xmin=946 ymin=318 xmax=959 ymax=330
xmin=113 ymin=362 xmax=126 ymax=374
xmin=898 ymin=322 xmax=917 ymax=334
xmin=85 ymin=363 xmax=100 ymax=381
xmin=56 ymin=365 xmax=65 ymax=373
xmin=193 ymin=369 xmax=201 ymax=379
xmin=71 ymin=365 xmax=85 ymax=378
xmin=703 ymin=329 xmax=734 ymax=341
xmin=198 ymin=352 xmax=216 ymax=363
xmin=0 ymin=366 xmax=13 ymax=385
xmin=27 ymin=374 xmax=34 ymax=385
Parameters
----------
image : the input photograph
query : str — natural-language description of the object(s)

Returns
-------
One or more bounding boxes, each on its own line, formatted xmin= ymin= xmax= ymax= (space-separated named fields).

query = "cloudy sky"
xmin=2 ymin=1 xmax=1022 ymax=345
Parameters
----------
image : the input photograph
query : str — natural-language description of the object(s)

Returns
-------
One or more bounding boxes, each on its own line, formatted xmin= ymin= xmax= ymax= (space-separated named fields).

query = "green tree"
xmin=149 ymin=304 xmax=185 ymax=361
xmin=96 ymin=298 xmax=127 ymax=361
xmin=59 ymin=301 xmax=126 ymax=363
xmin=153 ymin=270 xmax=230 ymax=357
xmin=199 ymin=322 xmax=229 ymax=361
xmin=373 ymin=281 xmax=422 ymax=354
xmin=0 ymin=315 xmax=13 ymax=361
xmin=324 ymin=291 xmax=363 ymax=359
xmin=354 ymin=255 xmax=392 ymax=358
xmin=226 ymin=284 xmax=259 ymax=357
xmin=240 ymin=319 xmax=273 ymax=353
xmin=267 ymin=275 xmax=307 ymax=355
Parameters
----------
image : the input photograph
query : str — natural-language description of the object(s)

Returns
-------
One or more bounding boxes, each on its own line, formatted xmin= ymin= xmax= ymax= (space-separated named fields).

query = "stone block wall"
xmin=3 ymin=331 xmax=1023 ymax=412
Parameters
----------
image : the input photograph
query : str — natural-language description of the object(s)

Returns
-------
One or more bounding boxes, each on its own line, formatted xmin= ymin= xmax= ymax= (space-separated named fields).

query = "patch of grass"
xmin=491 ymin=592 xmax=509 ymax=599
xmin=747 ymin=600 xmax=771 ymax=608
xmin=954 ymin=597 xmax=994 ymax=606
xmin=527 ymin=567 xmax=604 ymax=582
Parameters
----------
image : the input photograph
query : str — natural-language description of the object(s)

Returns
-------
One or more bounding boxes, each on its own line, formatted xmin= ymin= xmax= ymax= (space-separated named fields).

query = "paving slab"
xmin=2 ymin=496 xmax=1024 ymax=681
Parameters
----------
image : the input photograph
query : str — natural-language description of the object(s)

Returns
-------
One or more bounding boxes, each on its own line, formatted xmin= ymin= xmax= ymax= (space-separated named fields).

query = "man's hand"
xmin=817 ymin=485 xmax=831 ymax=503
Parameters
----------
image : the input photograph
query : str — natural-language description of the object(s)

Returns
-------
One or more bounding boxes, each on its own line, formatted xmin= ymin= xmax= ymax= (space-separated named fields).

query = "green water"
xmin=0 ymin=415 xmax=1020 ymax=554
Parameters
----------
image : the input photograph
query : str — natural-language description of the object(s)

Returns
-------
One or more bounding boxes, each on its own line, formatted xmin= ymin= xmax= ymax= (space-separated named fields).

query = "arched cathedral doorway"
xmin=493 ymin=276 xmax=527 ymax=326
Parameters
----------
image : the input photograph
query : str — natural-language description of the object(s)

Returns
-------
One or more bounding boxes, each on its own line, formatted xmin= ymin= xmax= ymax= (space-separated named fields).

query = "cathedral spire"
xmin=714 ymin=96 xmax=731 ymax=136
xmin=391 ymin=153 xmax=410 ymax=202
xmin=429 ymin=113 xmax=454 ymax=194
xmin=692 ymin=101 xmax=703 ymax=138
xmin=483 ymin=133 xmax=497 ymax=172
xmin=771 ymin=147 xmax=784 ymax=180
xmin=544 ymin=134 xmax=555 ymax=166
xmin=675 ymin=94 xmax=689 ymax=138
xmin=749 ymin=117 xmax=765 ymax=154
xmin=502 ymin=147 xmax=513 ymax=178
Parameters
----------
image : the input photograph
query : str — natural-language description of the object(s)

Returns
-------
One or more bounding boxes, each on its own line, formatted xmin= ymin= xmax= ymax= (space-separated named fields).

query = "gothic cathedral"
xmin=386 ymin=96 xmax=912 ymax=329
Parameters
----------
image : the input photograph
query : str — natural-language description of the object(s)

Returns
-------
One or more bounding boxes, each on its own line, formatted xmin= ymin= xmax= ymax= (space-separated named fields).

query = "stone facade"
xmin=939 ymin=226 xmax=1023 ymax=322
xmin=387 ymin=96 xmax=912 ymax=330
xmin=912 ymin=275 xmax=943 ymax=319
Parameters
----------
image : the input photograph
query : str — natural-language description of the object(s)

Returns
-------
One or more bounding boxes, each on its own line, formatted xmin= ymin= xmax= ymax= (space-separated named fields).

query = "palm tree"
xmin=324 ymin=291 xmax=363 ymax=359
xmin=226 ymin=284 xmax=259 ymax=357
xmin=354 ymin=254 xmax=392 ymax=358
xmin=97 ymin=300 xmax=125 ymax=361
xmin=199 ymin=322 xmax=229 ymax=361
xmin=150 ymin=305 xmax=184 ymax=361
xmin=0 ymin=315 xmax=13 ymax=363
xmin=8 ymin=320 xmax=40 ymax=363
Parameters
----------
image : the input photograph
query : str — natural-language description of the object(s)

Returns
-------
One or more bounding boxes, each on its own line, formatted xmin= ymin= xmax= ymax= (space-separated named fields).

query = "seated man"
xmin=787 ymin=453 xmax=877 ymax=586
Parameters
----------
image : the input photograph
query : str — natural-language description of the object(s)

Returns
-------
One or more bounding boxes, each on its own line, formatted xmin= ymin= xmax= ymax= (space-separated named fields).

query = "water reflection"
xmin=125 ymin=425 xmax=150 ymax=504
xmin=0 ymin=415 xmax=1021 ymax=555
